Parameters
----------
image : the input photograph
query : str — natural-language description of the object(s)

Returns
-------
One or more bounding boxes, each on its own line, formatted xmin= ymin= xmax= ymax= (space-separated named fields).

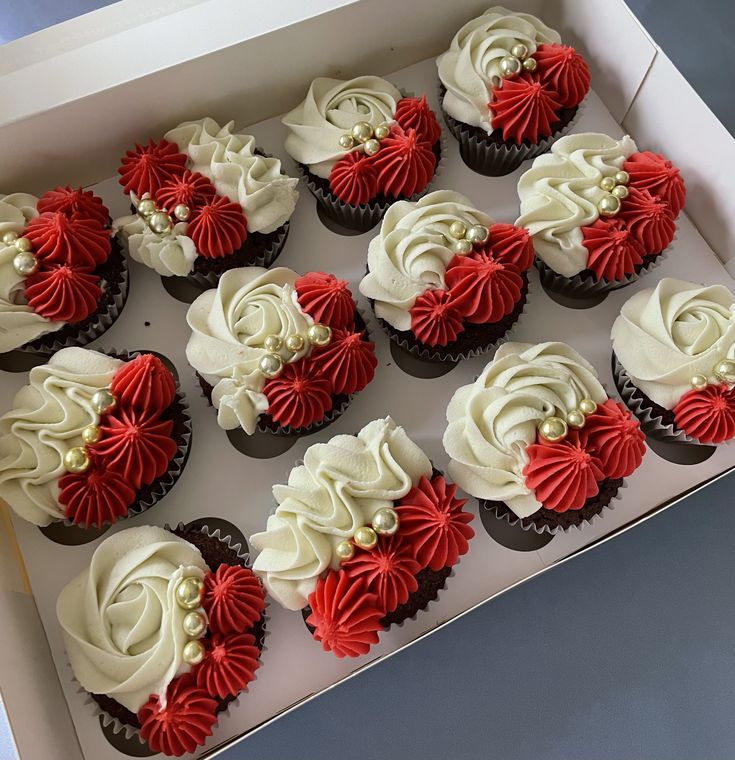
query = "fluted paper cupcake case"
xmin=8 ymin=237 xmax=129 ymax=361
xmin=82 ymin=521 xmax=268 ymax=751
xmin=184 ymin=221 xmax=289 ymax=290
xmin=479 ymin=478 xmax=626 ymax=535
xmin=375 ymin=271 xmax=531 ymax=364
xmin=438 ymin=82 xmax=582 ymax=176
xmin=195 ymin=307 xmax=372 ymax=438
xmin=300 ymin=113 xmax=447 ymax=234
xmin=535 ymin=244 xmax=669 ymax=301
xmin=57 ymin=348 xmax=192 ymax=530
xmin=611 ymin=351 xmax=717 ymax=446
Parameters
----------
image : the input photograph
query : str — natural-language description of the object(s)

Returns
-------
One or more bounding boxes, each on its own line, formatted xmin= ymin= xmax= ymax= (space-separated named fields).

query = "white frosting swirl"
xmin=0 ymin=193 xmax=64 ymax=352
xmin=437 ymin=6 xmax=561 ymax=133
xmin=0 ymin=347 xmax=122 ymax=525
xmin=165 ymin=118 xmax=298 ymax=234
xmin=250 ymin=417 xmax=432 ymax=610
xmin=282 ymin=76 xmax=401 ymax=179
xmin=515 ymin=132 xmax=638 ymax=277
xmin=359 ymin=190 xmax=494 ymax=331
xmin=611 ymin=278 xmax=735 ymax=409
xmin=113 ymin=214 xmax=197 ymax=277
xmin=186 ymin=267 xmax=312 ymax=434
xmin=443 ymin=342 xmax=607 ymax=517
xmin=57 ymin=526 xmax=208 ymax=713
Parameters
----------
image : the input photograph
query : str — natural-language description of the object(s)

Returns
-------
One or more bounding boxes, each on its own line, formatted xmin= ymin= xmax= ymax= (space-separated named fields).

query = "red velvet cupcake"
xmin=283 ymin=76 xmax=443 ymax=233
xmin=0 ymin=188 xmax=127 ymax=370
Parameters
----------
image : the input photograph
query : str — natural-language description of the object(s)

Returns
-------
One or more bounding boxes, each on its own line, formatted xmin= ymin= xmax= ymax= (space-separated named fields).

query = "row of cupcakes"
xmin=2 ymin=272 xmax=733 ymax=540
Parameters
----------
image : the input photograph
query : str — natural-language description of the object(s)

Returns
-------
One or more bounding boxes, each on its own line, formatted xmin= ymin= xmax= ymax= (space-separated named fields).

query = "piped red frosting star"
xmin=409 ymin=288 xmax=464 ymax=346
xmin=489 ymin=74 xmax=562 ymax=145
xmin=203 ymin=564 xmax=266 ymax=636
xmin=195 ymin=632 xmax=261 ymax=700
xmin=674 ymin=384 xmax=735 ymax=444
xmin=117 ymin=138 xmax=188 ymax=197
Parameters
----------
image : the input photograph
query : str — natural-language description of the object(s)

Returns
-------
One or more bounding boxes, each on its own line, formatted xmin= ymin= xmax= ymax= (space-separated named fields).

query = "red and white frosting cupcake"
xmin=360 ymin=190 xmax=533 ymax=360
xmin=0 ymin=188 xmax=124 ymax=355
xmin=57 ymin=525 xmax=266 ymax=756
xmin=612 ymin=278 xmax=735 ymax=447
xmin=444 ymin=342 xmax=646 ymax=532
xmin=114 ymin=118 xmax=298 ymax=284
xmin=251 ymin=417 xmax=474 ymax=657
xmin=0 ymin=347 xmax=188 ymax=529
xmin=516 ymin=133 xmax=685 ymax=296
xmin=283 ymin=76 xmax=442 ymax=230
xmin=186 ymin=267 xmax=377 ymax=436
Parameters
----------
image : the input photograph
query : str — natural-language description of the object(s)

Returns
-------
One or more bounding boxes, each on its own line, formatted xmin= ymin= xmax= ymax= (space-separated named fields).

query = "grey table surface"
xmin=1 ymin=2 xmax=735 ymax=759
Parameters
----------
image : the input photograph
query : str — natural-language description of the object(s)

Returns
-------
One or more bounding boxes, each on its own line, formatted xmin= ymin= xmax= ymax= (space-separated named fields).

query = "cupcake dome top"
xmin=57 ymin=525 xmax=266 ymax=756
xmin=443 ymin=341 xmax=644 ymax=517
xmin=612 ymin=278 xmax=735 ymax=443
xmin=250 ymin=417 xmax=432 ymax=610
xmin=282 ymin=76 xmax=441 ymax=204
xmin=0 ymin=348 xmax=179 ymax=528
xmin=186 ymin=266 xmax=375 ymax=434
xmin=0 ymin=189 xmax=114 ymax=352
xmin=437 ymin=7 xmax=590 ymax=142
xmin=359 ymin=190 xmax=532 ymax=345
xmin=114 ymin=117 xmax=299 ymax=276
xmin=516 ymin=132 xmax=685 ymax=279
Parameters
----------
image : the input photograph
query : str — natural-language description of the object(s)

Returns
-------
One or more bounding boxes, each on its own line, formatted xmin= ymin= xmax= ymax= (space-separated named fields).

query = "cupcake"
xmin=611 ymin=277 xmax=735 ymax=449
xmin=0 ymin=347 xmax=190 ymax=530
xmin=443 ymin=342 xmax=646 ymax=534
xmin=250 ymin=417 xmax=474 ymax=657
xmin=516 ymin=133 xmax=686 ymax=305
xmin=186 ymin=266 xmax=377 ymax=446
xmin=282 ymin=76 xmax=442 ymax=233
xmin=113 ymin=117 xmax=298 ymax=289
xmin=359 ymin=190 xmax=533 ymax=366
xmin=437 ymin=7 xmax=590 ymax=175
xmin=0 ymin=188 xmax=127 ymax=364
xmin=57 ymin=525 xmax=266 ymax=757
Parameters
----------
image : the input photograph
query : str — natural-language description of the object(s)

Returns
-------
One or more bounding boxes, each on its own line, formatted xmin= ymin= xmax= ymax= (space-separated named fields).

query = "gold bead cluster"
xmin=3 ymin=231 xmax=40 ymax=278
xmin=136 ymin=195 xmax=190 ymax=236
xmin=62 ymin=389 xmax=117 ymax=474
xmin=597 ymin=170 xmax=630 ymax=218
xmin=537 ymin=398 xmax=598 ymax=442
xmin=447 ymin=220 xmax=490 ymax=255
xmin=259 ymin=324 xmax=331 ymax=380
xmin=338 ymin=120 xmax=391 ymax=157
xmin=175 ymin=576 xmax=207 ymax=665
xmin=335 ymin=507 xmax=400 ymax=563
xmin=690 ymin=358 xmax=735 ymax=390
xmin=499 ymin=43 xmax=538 ymax=79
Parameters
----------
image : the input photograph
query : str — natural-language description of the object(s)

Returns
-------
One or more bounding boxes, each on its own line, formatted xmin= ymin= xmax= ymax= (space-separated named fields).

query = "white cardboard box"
xmin=1 ymin=1 xmax=734 ymax=758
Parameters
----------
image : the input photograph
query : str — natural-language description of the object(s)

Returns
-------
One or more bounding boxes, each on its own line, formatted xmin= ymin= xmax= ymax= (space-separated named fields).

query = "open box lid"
xmin=0 ymin=2 xmax=734 ymax=760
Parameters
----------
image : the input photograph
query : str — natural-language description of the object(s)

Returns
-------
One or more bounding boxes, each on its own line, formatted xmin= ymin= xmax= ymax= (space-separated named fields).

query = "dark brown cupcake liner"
xmin=374 ymin=271 xmax=530 ymax=364
xmin=438 ymin=82 xmax=581 ymax=176
xmin=611 ymin=350 xmax=703 ymax=445
xmin=299 ymin=131 xmax=446 ymax=234
xmin=479 ymin=477 xmax=625 ymax=535
xmin=185 ymin=221 xmax=289 ymax=290
xmin=3 ymin=236 xmax=129 ymax=366
xmin=84 ymin=521 xmax=268 ymax=746
xmin=535 ymin=244 xmax=669 ymax=303
xmin=194 ymin=307 xmax=372 ymax=438
xmin=57 ymin=348 xmax=192 ymax=530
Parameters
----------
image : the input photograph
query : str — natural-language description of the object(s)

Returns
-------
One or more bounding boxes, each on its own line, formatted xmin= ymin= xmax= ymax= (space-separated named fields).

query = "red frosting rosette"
xmin=327 ymin=94 xmax=440 ymax=206
xmin=136 ymin=553 xmax=266 ymax=756
xmin=673 ymin=384 xmax=735 ymax=444
xmin=305 ymin=473 xmax=474 ymax=657
xmin=57 ymin=354 xmax=181 ymax=528
xmin=520 ymin=398 xmax=645 ymax=514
